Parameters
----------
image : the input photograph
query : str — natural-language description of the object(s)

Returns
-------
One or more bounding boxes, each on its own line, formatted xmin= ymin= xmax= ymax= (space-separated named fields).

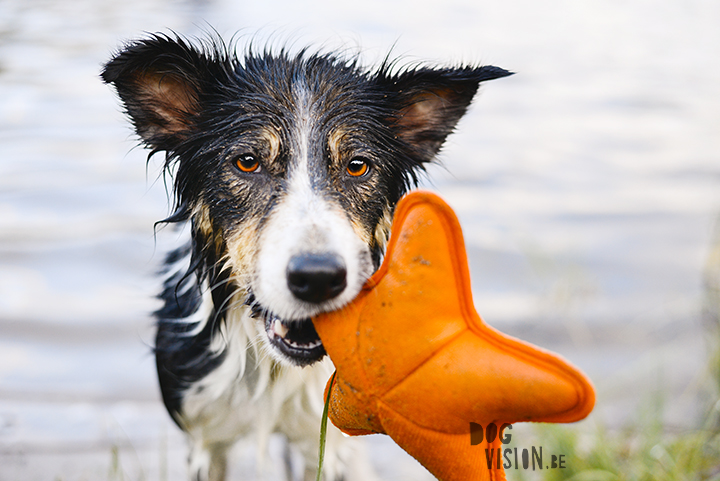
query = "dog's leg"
xmin=283 ymin=437 xmax=296 ymax=481
xmin=188 ymin=439 xmax=229 ymax=481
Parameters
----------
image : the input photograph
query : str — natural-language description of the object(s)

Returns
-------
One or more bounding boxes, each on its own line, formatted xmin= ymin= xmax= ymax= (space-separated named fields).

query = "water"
xmin=1 ymin=0 xmax=719 ymax=479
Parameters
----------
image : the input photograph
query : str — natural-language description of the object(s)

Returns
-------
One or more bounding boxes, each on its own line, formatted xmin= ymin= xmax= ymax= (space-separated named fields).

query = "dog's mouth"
xmin=246 ymin=292 xmax=326 ymax=366
xmin=264 ymin=314 xmax=326 ymax=366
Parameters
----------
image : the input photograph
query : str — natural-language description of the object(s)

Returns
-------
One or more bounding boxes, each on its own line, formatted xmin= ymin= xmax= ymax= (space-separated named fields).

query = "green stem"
xmin=316 ymin=371 xmax=337 ymax=481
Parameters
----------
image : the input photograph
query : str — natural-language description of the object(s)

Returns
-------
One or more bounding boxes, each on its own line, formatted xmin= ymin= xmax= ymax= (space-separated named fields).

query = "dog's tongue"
xmin=312 ymin=190 xmax=595 ymax=481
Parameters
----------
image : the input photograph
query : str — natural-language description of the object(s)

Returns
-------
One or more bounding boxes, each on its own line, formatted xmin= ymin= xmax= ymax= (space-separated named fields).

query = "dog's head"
xmin=102 ymin=34 xmax=510 ymax=366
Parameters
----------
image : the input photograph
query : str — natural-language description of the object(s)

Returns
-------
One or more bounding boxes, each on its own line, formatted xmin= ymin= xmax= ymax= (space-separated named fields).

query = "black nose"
xmin=287 ymin=253 xmax=347 ymax=303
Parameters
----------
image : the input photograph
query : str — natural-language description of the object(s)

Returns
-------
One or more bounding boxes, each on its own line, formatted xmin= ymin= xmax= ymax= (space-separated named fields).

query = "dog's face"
xmin=102 ymin=35 xmax=510 ymax=366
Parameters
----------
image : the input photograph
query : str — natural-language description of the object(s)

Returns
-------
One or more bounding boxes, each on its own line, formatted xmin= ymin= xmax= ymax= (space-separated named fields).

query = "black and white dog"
xmin=102 ymin=34 xmax=510 ymax=481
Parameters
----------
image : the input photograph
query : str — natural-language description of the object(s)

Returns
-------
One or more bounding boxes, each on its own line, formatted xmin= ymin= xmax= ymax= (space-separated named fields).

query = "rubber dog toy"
xmin=312 ymin=191 xmax=595 ymax=481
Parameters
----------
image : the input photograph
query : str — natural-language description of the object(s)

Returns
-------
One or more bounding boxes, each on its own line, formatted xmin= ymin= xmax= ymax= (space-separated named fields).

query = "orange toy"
xmin=312 ymin=191 xmax=595 ymax=481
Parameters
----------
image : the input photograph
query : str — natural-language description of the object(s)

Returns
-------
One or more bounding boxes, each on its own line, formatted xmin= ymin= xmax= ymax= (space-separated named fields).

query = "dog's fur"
xmin=102 ymin=34 xmax=510 ymax=481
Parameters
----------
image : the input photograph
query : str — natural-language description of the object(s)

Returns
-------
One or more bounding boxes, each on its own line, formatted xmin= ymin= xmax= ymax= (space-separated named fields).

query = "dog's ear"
xmin=382 ymin=66 xmax=512 ymax=162
xmin=101 ymin=35 xmax=227 ymax=152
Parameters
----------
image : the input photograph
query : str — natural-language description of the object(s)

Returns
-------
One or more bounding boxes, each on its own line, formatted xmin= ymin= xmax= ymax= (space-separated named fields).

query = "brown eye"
xmin=235 ymin=153 xmax=260 ymax=173
xmin=346 ymin=158 xmax=370 ymax=177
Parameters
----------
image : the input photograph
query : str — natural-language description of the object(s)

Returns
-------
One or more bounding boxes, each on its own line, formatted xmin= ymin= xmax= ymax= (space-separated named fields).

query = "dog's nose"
xmin=287 ymin=253 xmax=347 ymax=303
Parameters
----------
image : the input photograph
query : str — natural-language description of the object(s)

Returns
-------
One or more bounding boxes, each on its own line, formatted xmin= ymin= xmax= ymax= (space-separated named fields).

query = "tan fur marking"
xmin=262 ymin=128 xmax=281 ymax=164
xmin=373 ymin=206 xmax=393 ymax=251
xmin=225 ymin=219 xmax=262 ymax=288
xmin=327 ymin=128 xmax=348 ymax=164
xmin=350 ymin=219 xmax=372 ymax=245
xmin=192 ymin=205 xmax=214 ymax=236
xmin=192 ymin=205 xmax=221 ymax=250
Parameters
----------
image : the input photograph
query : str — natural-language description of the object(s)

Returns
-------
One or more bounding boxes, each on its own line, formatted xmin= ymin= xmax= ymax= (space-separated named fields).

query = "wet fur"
xmin=102 ymin=33 xmax=510 ymax=480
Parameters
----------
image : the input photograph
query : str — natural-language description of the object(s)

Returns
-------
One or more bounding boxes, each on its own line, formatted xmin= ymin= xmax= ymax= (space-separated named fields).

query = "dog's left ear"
xmin=382 ymin=66 xmax=512 ymax=162
xmin=101 ymin=35 xmax=230 ymax=153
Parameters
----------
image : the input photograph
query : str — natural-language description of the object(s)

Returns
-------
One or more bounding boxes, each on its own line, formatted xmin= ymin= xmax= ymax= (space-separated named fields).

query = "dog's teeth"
xmin=285 ymin=339 xmax=322 ymax=349
xmin=273 ymin=320 xmax=289 ymax=338
xmin=287 ymin=339 xmax=317 ymax=349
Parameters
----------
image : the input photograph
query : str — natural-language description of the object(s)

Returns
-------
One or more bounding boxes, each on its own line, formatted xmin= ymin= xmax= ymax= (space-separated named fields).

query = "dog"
xmin=102 ymin=33 xmax=510 ymax=481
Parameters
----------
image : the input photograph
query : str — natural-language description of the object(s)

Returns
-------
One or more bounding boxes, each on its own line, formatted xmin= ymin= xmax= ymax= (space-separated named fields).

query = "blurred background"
xmin=1 ymin=0 xmax=719 ymax=479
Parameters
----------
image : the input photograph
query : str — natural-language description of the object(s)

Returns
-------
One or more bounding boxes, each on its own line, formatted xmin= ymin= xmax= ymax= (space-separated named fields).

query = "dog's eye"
xmin=346 ymin=158 xmax=370 ymax=177
xmin=235 ymin=154 xmax=260 ymax=173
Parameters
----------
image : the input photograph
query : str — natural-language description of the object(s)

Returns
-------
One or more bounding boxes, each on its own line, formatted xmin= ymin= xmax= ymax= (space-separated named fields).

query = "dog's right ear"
xmin=379 ymin=65 xmax=513 ymax=163
xmin=101 ymin=35 xmax=224 ymax=152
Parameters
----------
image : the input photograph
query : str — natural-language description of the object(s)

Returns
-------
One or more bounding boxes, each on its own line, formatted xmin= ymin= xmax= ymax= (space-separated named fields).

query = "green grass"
xmin=519 ymin=413 xmax=720 ymax=481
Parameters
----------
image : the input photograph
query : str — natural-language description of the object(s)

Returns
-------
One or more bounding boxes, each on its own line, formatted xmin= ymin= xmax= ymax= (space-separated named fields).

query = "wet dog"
xmin=102 ymin=34 xmax=510 ymax=481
